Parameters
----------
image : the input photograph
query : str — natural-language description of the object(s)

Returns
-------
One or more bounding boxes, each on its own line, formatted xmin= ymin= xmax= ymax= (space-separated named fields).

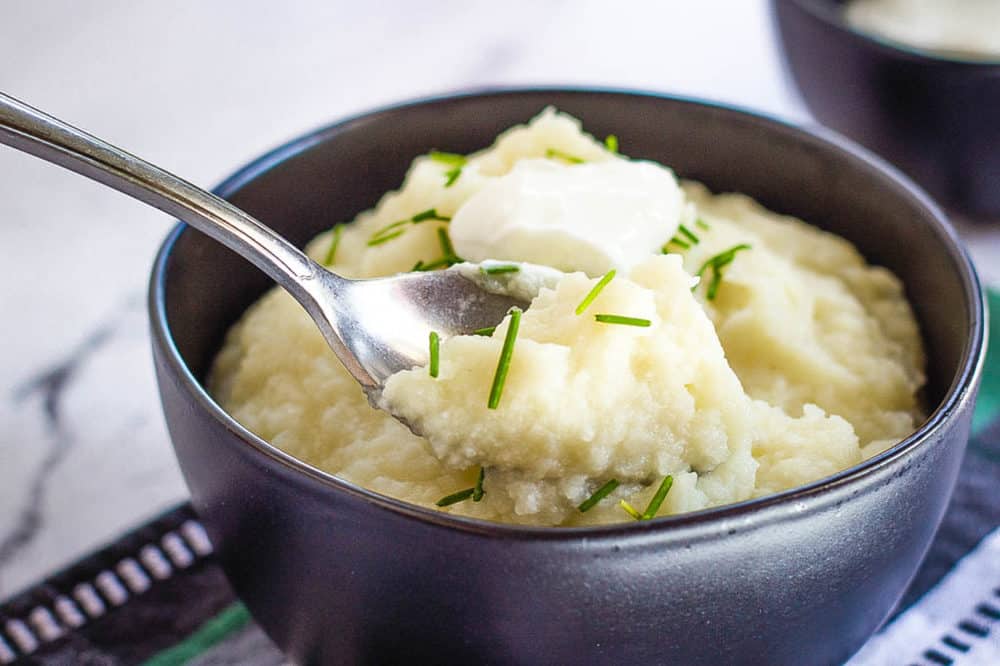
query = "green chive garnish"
xmin=444 ymin=166 xmax=462 ymax=187
xmin=619 ymin=499 xmax=642 ymax=520
xmin=666 ymin=237 xmax=691 ymax=251
xmin=412 ymin=260 xmax=425 ymax=271
xmin=473 ymin=467 xmax=485 ymax=502
xmin=429 ymin=151 xmax=466 ymax=166
xmin=594 ymin=314 xmax=652 ymax=327
xmin=414 ymin=257 xmax=451 ymax=272
xmin=429 ymin=152 xmax=467 ymax=187
xmin=369 ymin=218 xmax=410 ymax=243
xmin=698 ymin=244 xmax=752 ymax=273
xmin=412 ymin=208 xmax=450 ymax=223
xmin=473 ymin=326 xmax=496 ymax=337
xmin=546 ymin=148 xmax=585 ymax=164
xmin=367 ymin=229 xmax=405 ymax=246
xmin=575 ymin=270 xmax=616 ymax=315
xmin=436 ymin=487 xmax=475 ymax=507
xmin=641 ymin=475 xmax=674 ymax=520
xmin=437 ymin=227 xmax=462 ymax=264
xmin=695 ymin=244 xmax=751 ymax=301
xmin=578 ymin=479 xmax=620 ymax=513
xmin=604 ymin=134 xmax=619 ymax=153
xmin=368 ymin=210 xmax=450 ymax=247
xmin=481 ymin=264 xmax=520 ymax=275
xmin=678 ymin=224 xmax=700 ymax=245
xmin=428 ymin=331 xmax=440 ymax=378
xmin=695 ymin=218 xmax=710 ymax=230
xmin=379 ymin=218 xmax=412 ymax=233
xmin=323 ymin=224 xmax=343 ymax=266
xmin=488 ymin=307 xmax=522 ymax=409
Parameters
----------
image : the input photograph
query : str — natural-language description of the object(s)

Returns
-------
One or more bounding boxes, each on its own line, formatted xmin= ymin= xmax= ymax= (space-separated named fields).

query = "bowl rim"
xmin=783 ymin=0 xmax=1000 ymax=66
xmin=149 ymin=85 xmax=987 ymax=540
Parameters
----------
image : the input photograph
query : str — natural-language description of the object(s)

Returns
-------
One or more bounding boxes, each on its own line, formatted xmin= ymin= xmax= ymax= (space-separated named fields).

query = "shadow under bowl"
xmin=149 ymin=88 xmax=985 ymax=665
xmin=771 ymin=0 xmax=1000 ymax=218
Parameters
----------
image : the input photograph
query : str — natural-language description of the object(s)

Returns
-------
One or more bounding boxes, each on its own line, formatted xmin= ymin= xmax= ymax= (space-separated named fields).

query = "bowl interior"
xmin=157 ymin=89 xmax=976 ymax=462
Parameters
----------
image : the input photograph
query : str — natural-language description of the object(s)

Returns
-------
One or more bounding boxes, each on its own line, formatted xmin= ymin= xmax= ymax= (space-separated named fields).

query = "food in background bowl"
xmin=845 ymin=0 xmax=1000 ymax=60
xmin=209 ymin=109 xmax=926 ymax=526
xmin=772 ymin=0 xmax=1000 ymax=216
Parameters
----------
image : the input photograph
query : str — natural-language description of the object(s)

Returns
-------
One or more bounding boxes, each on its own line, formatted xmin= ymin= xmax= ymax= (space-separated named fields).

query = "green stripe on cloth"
xmin=973 ymin=289 xmax=999 ymax=434
xmin=142 ymin=602 xmax=251 ymax=666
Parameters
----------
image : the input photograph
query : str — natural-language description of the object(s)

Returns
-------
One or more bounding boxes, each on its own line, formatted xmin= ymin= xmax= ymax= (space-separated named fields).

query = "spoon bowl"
xmin=309 ymin=267 xmax=524 ymax=393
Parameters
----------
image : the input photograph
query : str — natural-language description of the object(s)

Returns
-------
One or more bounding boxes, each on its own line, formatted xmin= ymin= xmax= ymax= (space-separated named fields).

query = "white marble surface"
xmin=0 ymin=0 xmax=997 ymax=599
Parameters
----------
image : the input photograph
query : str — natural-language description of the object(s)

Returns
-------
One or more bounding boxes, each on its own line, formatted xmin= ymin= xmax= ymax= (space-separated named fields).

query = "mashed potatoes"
xmin=846 ymin=0 xmax=1000 ymax=60
xmin=210 ymin=109 xmax=925 ymax=526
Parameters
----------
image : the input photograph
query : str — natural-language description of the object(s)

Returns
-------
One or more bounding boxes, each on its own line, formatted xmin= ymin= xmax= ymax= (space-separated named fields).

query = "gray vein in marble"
xmin=0 ymin=296 xmax=141 ymax=572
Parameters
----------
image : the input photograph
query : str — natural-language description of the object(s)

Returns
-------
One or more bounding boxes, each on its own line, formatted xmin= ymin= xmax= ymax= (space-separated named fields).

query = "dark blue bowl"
xmin=149 ymin=88 xmax=985 ymax=664
xmin=772 ymin=0 xmax=1000 ymax=218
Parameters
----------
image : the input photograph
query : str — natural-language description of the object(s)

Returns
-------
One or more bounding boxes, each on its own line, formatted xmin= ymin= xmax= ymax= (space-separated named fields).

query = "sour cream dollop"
xmin=450 ymin=158 xmax=684 ymax=277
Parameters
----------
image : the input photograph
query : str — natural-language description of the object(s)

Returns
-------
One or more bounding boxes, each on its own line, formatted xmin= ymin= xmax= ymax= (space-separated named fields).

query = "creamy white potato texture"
xmin=846 ymin=0 xmax=1000 ymax=59
xmin=210 ymin=109 xmax=926 ymax=526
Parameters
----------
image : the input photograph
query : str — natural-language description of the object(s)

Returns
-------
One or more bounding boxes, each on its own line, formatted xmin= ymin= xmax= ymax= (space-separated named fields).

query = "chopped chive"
xmin=701 ymin=243 xmax=752 ymax=269
xmin=444 ymin=166 xmax=463 ymax=187
xmin=575 ymin=269 xmax=616 ymax=315
xmin=488 ymin=307 xmax=522 ymax=409
xmin=473 ymin=326 xmax=496 ymax=337
xmin=436 ymin=487 xmax=475 ymax=507
xmin=429 ymin=151 xmax=467 ymax=166
xmin=414 ymin=257 xmax=451 ymax=272
xmin=641 ymin=475 xmax=674 ymax=520
xmin=370 ymin=218 xmax=410 ymax=241
xmin=594 ymin=314 xmax=652 ymax=327
xmin=409 ymin=229 xmax=463 ymax=270
xmin=473 ymin=467 xmax=485 ymax=502
xmin=619 ymin=499 xmax=643 ymax=520
xmin=367 ymin=229 xmax=405 ymax=246
xmin=695 ymin=244 xmax=751 ymax=301
xmin=412 ymin=208 xmax=450 ymax=223
xmin=437 ymin=227 xmax=462 ymax=263
xmin=429 ymin=152 xmax=467 ymax=187
xmin=604 ymin=134 xmax=619 ymax=153
xmin=428 ymin=331 xmax=440 ymax=378
xmin=667 ymin=237 xmax=691 ymax=250
xmin=678 ymin=224 xmax=700 ymax=245
xmin=545 ymin=148 xmax=585 ymax=164
xmin=695 ymin=218 xmax=710 ymax=230
xmin=323 ymin=224 xmax=343 ymax=266
xmin=369 ymin=210 xmax=450 ymax=247
xmin=706 ymin=271 xmax=723 ymax=300
xmin=578 ymin=479 xmax=620 ymax=513
xmin=480 ymin=264 xmax=520 ymax=275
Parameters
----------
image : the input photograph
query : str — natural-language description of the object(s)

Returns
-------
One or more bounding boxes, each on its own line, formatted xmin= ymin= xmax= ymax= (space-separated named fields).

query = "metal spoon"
xmin=0 ymin=92 xmax=524 ymax=396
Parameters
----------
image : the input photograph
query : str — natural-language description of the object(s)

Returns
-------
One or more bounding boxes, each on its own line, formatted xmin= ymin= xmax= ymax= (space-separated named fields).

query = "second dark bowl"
xmin=772 ymin=0 xmax=1000 ymax=217
xmin=150 ymin=88 xmax=985 ymax=664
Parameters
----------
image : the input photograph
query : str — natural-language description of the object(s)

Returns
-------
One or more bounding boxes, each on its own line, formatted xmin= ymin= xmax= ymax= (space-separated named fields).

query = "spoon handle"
xmin=0 ymin=91 xmax=324 ymax=293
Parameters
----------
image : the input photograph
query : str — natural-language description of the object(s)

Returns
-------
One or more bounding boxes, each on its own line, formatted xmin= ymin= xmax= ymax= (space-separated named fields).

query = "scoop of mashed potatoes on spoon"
xmin=381 ymin=254 xmax=761 ymax=509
